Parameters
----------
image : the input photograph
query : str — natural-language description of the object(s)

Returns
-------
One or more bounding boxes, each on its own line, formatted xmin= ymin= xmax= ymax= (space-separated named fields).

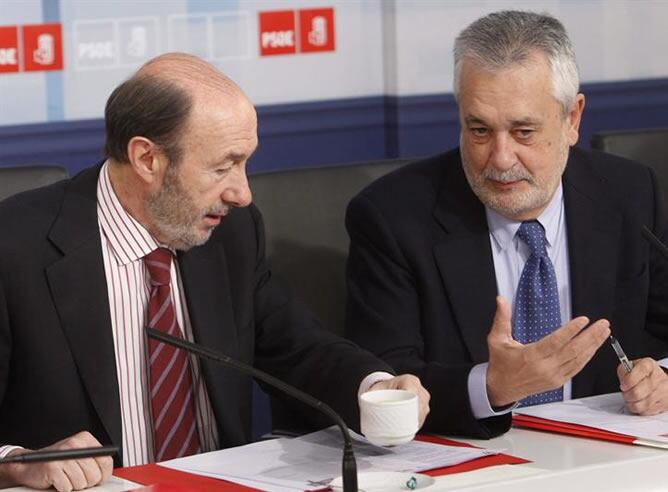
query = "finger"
xmin=76 ymin=457 xmax=103 ymax=487
xmin=640 ymin=404 xmax=665 ymax=416
xmin=564 ymin=319 xmax=610 ymax=361
xmin=646 ymin=394 xmax=668 ymax=415
xmin=616 ymin=362 xmax=629 ymax=381
xmin=622 ymin=374 xmax=653 ymax=405
xmin=488 ymin=296 xmax=513 ymax=342
xmin=49 ymin=466 xmax=74 ymax=492
xmin=625 ymin=393 xmax=653 ymax=414
xmin=554 ymin=320 xmax=611 ymax=379
xmin=95 ymin=455 xmax=114 ymax=484
xmin=61 ymin=460 xmax=87 ymax=491
xmin=395 ymin=374 xmax=422 ymax=393
xmin=533 ymin=316 xmax=592 ymax=357
xmin=417 ymin=387 xmax=430 ymax=427
xmin=630 ymin=369 xmax=668 ymax=415
xmin=620 ymin=358 xmax=655 ymax=391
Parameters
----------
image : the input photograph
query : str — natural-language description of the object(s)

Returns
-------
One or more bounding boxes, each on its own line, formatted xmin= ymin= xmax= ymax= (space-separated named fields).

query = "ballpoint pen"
xmin=610 ymin=335 xmax=633 ymax=374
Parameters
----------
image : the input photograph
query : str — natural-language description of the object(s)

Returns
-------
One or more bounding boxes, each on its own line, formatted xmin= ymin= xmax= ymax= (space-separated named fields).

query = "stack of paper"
xmin=159 ymin=427 xmax=497 ymax=492
xmin=514 ymin=392 xmax=668 ymax=449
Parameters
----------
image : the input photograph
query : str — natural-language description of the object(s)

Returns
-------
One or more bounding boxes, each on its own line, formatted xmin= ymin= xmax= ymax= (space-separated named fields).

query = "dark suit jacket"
xmin=345 ymin=147 xmax=668 ymax=438
xmin=0 ymin=164 xmax=389 ymax=466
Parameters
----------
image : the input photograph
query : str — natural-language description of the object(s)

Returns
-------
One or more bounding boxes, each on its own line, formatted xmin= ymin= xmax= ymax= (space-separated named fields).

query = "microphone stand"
xmin=642 ymin=225 xmax=668 ymax=260
xmin=146 ymin=327 xmax=358 ymax=492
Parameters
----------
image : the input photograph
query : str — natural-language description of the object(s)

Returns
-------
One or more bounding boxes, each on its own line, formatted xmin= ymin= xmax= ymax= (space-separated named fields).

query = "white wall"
xmin=389 ymin=0 xmax=668 ymax=96
xmin=1 ymin=0 xmax=667 ymax=126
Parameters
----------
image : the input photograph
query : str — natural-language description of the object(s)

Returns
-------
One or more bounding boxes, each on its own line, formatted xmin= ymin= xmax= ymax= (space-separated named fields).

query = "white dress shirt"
xmin=97 ymin=161 xmax=220 ymax=465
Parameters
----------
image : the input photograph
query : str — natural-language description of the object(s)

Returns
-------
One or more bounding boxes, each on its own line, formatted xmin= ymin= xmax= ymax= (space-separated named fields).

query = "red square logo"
xmin=0 ymin=26 xmax=20 ymax=73
xmin=299 ymin=8 xmax=335 ymax=53
xmin=22 ymin=23 xmax=63 ymax=72
xmin=259 ymin=10 xmax=296 ymax=56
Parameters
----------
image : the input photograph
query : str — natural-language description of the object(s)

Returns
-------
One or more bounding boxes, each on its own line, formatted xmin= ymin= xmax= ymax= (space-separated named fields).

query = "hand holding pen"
xmin=610 ymin=335 xmax=668 ymax=415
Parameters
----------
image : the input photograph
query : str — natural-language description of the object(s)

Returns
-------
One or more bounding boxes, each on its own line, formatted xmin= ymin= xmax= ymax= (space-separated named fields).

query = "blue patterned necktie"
xmin=513 ymin=220 xmax=563 ymax=406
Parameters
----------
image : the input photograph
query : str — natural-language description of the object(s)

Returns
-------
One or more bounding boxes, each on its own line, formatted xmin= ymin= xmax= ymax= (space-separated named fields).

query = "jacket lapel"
xmin=45 ymin=165 xmax=122 ymax=457
xmin=564 ymin=158 xmax=621 ymax=322
xmin=563 ymin=150 xmax=622 ymax=396
xmin=433 ymin=155 xmax=497 ymax=362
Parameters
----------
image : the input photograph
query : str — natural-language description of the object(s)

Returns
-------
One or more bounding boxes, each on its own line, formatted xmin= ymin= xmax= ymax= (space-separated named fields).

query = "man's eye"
xmin=515 ymin=129 xmax=534 ymax=139
xmin=470 ymin=127 xmax=488 ymax=137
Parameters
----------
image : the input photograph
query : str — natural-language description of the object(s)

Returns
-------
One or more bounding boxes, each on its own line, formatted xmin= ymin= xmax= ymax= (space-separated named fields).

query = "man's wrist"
xmin=468 ymin=363 xmax=517 ymax=419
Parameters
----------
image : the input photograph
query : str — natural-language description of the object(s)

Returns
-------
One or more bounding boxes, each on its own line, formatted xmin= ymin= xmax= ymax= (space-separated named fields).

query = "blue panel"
xmin=578 ymin=78 xmax=668 ymax=150
xmin=0 ymin=119 xmax=106 ymax=174
xmin=251 ymin=96 xmax=388 ymax=173
xmin=2 ymin=78 xmax=668 ymax=177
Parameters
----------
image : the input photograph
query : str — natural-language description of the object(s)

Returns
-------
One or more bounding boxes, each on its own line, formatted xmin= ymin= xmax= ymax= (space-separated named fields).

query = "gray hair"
xmin=453 ymin=11 xmax=579 ymax=115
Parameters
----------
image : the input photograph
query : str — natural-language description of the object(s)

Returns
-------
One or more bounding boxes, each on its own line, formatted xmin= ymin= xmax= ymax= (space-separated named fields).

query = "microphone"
xmin=642 ymin=225 xmax=668 ymax=260
xmin=0 ymin=446 xmax=119 ymax=464
xmin=146 ymin=327 xmax=358 ymax=492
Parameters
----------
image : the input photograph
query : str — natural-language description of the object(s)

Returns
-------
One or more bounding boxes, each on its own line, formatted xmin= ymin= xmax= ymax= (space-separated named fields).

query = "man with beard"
xmin=0 ymin=53 xmax=430 ymax=491
xmin=345 ymin=10 xmax=668 ymax=439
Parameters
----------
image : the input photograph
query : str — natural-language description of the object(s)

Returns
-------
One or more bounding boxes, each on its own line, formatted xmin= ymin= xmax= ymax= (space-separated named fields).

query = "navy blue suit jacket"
xmin=345 ymin=147 xmax=668 ymax=438
xmin=0 ymin=164 xmax=389 ymax=465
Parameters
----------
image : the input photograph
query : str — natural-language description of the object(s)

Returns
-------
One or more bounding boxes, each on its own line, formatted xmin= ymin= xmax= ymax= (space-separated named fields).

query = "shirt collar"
xmin=97 ymin=160 xmax=165 ymax=265
xmin=486 ymin=182 xmax=564 ymax=252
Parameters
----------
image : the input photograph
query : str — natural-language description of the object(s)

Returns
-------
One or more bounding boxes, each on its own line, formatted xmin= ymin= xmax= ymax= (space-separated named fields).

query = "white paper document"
xmin=515 ymin=392 xmax=668 ymax=445
xmin=160 ymin=426 xmax=496 ymax=492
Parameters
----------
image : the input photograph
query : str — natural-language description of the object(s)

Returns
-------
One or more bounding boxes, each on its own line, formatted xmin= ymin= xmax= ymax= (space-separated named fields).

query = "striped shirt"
xmin=97 ymin=161 xmax=219 ymax=465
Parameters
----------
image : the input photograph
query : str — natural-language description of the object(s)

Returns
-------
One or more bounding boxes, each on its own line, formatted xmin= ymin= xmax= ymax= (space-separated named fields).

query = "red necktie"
xmin=144 ymin=248 xmax=201 ymax=461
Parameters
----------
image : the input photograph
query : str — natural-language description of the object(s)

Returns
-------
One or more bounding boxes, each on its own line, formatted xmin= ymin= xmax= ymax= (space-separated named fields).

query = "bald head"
xmin=138 ymin=52 xmax=245 ymax=103
xmin=104 ymin=52 xmax=251 ymax=165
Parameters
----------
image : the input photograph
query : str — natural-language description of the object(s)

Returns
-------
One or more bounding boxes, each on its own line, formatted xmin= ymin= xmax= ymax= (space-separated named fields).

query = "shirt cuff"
xmin=467 ymin=362 xmax=517 ymax=419
xmin=358 ymin=371 xmax=395 ymax=397
xmin=658 ymin=357 xmax=668 ymax=370
xmin=0 ymin=445 xmax=24 ymax=458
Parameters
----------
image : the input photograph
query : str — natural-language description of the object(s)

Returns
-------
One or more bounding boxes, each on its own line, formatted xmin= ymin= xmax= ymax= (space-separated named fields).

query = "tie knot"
xmin=144 ymin=248 xmax=173 ymax=286
xmin=517 ymin=220 xmax=547 ymax=257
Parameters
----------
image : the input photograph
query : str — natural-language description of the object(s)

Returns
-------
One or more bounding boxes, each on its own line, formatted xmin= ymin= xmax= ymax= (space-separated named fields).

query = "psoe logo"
xmin=258 ymin=10 xmax=296 ymax=56
xmin=22 ymin=23 xmax=63 ymax=72
xmin=0 ymin=26 xmax=19 ymax=73
xmin=299 ymin=8 xmax=335 ymax=53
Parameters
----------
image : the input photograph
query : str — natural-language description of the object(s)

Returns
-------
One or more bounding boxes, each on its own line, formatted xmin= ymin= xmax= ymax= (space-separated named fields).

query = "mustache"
xmin=206 ymin=204 xmax=231 ymax=217
xmin=481 ymin=166 xmax=534 ymax=184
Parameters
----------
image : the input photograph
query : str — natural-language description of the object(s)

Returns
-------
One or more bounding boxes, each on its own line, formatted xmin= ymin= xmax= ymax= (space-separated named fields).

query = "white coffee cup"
xmin=359 ymin=389 xmax=419 ymax=446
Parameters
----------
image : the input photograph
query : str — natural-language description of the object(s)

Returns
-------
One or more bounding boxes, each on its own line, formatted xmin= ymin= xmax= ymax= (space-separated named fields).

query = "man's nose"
xmin=222 ymin=169 xmax=252 ymax=207
xmin=488 ymin=134 xmax=516 ymax=171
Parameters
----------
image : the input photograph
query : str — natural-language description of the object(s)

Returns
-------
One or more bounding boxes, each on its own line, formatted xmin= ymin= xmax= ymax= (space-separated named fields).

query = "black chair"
xmin=249 ymin=158 xmax=411 ymax=433
xmin=250 ymin=158 xmax=410 ymax=336
xmin=0 ymin=165 xmax=69 ymax=202
xmin=591 ymin=128 xmax=668 ymax=197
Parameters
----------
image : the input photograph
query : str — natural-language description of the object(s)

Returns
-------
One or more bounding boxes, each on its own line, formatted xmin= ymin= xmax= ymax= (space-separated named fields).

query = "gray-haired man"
xmin=345 ymin=10 xmax=668 ymax=438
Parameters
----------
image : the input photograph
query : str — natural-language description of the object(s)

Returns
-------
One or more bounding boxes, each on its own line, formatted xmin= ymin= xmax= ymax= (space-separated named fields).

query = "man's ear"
xmin=566 ymin=93 xmax=585 ymax=146
xmin=126 ymin=136 xmax=167 ymax=185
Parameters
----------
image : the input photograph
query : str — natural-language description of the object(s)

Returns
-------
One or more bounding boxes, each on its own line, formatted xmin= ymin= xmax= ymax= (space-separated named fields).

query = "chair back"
xmin=591 ymin=128 xmax=668 ymax=197
xmin=249 ymin=159 xmax=410 ymax=336
xmin=0 ymin=165 xmax=70 ymax=202
xmin=250 ymin=158 xmax=410 ymax=433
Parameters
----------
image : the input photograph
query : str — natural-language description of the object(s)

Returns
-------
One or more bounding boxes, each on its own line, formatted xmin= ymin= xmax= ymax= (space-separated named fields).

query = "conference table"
xmin=443 ymin=427 xmax=668 ymax=491
xmin=5 ymin=427 xmax=668 ymax=491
